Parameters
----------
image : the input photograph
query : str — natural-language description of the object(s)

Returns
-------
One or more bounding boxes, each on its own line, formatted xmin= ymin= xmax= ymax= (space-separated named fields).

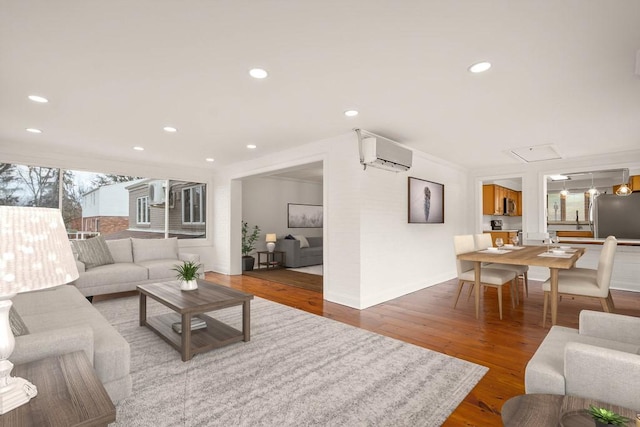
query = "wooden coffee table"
xmin=0 ymin=351 xmax=115 ymax=427
xmin=502 ymin=394 xmax=638 ymax=426
xmin=138 ymin=279 xmax=254 ymax=361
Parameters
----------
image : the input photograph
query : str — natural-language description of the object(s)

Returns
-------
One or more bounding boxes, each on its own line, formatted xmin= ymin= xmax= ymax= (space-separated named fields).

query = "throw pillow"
xmin=9 ymin=306 xmax=29 ymax=337
xmin=72 ymin=235 xmax=115 ymax=269
xmin=284 ymin=234 xmax=295 ymax=240
xmin=294 ymin=235 xmax=310 ymax=248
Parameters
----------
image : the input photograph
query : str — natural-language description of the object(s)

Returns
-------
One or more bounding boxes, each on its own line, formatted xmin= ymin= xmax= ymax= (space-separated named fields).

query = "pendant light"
xmin=560 ymin=181 xmax=569 ymax=197
xmin=616 ymin=169 xmax=631 ymax=196
xmin=587 ymin=173 xmax=599 ymax=197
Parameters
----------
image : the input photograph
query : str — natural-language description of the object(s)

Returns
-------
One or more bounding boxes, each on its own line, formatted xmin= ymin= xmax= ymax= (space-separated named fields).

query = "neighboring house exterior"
xmin=80 ymin=180 xmax=143 ymax=236
xmin=126 ymin=179 xmax=206 ymax=238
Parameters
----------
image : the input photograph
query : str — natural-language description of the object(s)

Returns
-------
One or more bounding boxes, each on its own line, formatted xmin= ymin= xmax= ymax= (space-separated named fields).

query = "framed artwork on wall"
xmin=408 ymin=177 xmax=444 ymax=223
xmin=288 ymin=203 xmax=323 ymax=228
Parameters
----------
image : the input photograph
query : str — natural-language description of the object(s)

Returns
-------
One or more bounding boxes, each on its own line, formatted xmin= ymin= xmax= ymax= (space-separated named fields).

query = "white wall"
xmin=215 ymin=132 xmax=471 ymax=309
xmin=242 ymin=176 xmax=322 ymax=252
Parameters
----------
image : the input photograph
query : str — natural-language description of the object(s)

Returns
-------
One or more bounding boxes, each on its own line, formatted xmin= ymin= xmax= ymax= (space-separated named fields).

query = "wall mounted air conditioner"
xmin=148 ymin=181 xmax=166 ymax=205
xmin=361 ymin=137 xmax=412 ymax=172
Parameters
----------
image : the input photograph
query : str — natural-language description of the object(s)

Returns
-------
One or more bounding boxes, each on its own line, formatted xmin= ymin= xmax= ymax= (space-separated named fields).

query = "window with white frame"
xmin=137 ymin=196 xmax=150 ymax=224
xmin=182 ymin=185 xmax=205 ymax=224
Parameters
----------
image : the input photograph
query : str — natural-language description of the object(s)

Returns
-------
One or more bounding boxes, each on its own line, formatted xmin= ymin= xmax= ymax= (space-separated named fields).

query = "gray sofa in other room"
xmin=276 ymin=236 xmax=322 ymax=268
xmin=71 ymin=236 xmax=201 ymax=297
xmin=11 ymin=284 xmax=131 ymax=403
xmin=525 ymin=310 xmax=640 ymax=410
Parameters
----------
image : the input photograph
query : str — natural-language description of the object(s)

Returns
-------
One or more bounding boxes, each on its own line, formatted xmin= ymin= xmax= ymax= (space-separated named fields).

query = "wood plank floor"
xmin=204 ymin=271 xmax=640 ymax=426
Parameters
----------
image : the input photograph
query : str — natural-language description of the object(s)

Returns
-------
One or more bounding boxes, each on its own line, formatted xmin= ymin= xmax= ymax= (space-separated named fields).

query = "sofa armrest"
xmin=12 ymin=325 xmax=94 ymax=366
xmin=178 ymin=252 xmax=200 ymax=263
xmin=275 ymin=239 xmax=301 ymax=266
xmin=75 ymin=259 xmax=86 ymax=273
xmin=579 ymin=310 xmax=640 ymax=345
xmin=565 ymin=342 xmax=640 ymax=409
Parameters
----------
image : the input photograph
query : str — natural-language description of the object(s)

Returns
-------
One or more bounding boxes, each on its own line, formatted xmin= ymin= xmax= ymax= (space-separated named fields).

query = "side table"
xmin=502 ymin=394 xmax=638 ymax=426
xmin=0 ymin=351 xmax=116 ymax=427
xmin=257 ymin=251 xmax=285 ymax=269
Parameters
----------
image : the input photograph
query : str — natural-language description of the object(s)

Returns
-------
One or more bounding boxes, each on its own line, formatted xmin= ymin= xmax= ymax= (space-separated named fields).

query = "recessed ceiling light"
xmin=28 ymin=95 xmax=48 ymax=103
xmin=249 ymin=68 xmax=268 ymax=79
xmin=205 ymin=158 xmax=215 ymax=162
xmin=133 ymin=146 xmax=144 ymax=151
xmin=163 ymin=126 xmax=177 ymax=133
xmin=469 ymin=61 xmax=492 ymax=73
xmin=247 ymin=144 xmax=257 ymax=149
xmin=26 ymin=128 xmax=42 ymax=133
xmin=344 ymin=110 xmax=359 ymax=117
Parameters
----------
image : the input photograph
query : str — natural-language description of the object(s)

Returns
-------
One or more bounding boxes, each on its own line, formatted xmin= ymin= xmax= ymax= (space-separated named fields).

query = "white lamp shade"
xmin=265 ymin=233 xmax=277 ymax=243
xmin=0 ymin=206 xmax=79 ymax=295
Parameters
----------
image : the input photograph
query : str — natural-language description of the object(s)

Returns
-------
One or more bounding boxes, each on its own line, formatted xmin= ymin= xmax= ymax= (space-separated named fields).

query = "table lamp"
xmin=0 ymin=206 xmax=79 ymax=414
xmin=265 ymin=233 xmax=277 ymax=252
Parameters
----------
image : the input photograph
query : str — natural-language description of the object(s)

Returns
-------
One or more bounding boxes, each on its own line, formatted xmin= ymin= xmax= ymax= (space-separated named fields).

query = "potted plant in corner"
xmin=242 ymin=221 xmax=261 ymax=271
xmin=588 ymin=405 xmax=631 ymax=427
xmin=172 ymin=260 xmax=202 ymax=291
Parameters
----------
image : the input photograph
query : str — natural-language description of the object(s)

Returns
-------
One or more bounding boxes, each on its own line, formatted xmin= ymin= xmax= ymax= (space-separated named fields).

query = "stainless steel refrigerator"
xmin=593 ymin=192 xmax=640 ymax=239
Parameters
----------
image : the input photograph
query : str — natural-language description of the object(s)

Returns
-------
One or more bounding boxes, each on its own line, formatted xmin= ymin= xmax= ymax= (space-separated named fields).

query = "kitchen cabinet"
xmin=482 ymin=184 xmax=522 ymax=216
xmin=484 ymin=231 xmax=518 ymax=246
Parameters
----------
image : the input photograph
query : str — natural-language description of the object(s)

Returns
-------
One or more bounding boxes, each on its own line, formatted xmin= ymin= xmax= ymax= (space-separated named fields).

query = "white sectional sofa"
xmin=11 ymin=284 xmax=131 ymax=403
xmin=71 ymin=236 xmax=201 ymax=297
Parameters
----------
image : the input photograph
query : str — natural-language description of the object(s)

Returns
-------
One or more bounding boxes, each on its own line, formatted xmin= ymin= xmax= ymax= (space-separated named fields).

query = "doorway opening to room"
xmin=238 ymin=161 xmax=324 ymax=295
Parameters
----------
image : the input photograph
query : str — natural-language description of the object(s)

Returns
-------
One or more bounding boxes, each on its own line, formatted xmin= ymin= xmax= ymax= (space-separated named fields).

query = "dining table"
xmin=456 ymin=244 xmax=585 ymax=326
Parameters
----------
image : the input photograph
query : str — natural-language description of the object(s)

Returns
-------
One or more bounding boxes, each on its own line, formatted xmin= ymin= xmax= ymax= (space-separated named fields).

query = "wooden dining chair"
xmin=474 ymin=233 xmax=529 ymax=300
xmin=541 ymin=236 xmax=618 ymax=327
xmin=453 ymin=234 xmax=518 ymax=320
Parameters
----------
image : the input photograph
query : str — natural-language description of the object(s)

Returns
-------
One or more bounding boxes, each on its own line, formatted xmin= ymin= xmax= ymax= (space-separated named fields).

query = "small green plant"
xmin=242 ymin=221 xmax=261 ymax=256
xmin=172 ymin=261 xmax=202 ymax=281
xmin=588 ymin=405 xmax=631 ymax=426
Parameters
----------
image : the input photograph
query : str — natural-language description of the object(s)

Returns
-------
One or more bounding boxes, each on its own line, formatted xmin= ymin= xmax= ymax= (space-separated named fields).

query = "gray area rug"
xmin=95 ymin=296 xmax=487 ymax=426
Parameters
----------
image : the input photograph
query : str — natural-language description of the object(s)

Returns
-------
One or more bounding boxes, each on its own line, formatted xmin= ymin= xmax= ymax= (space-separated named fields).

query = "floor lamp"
xmin=0 ymin=206 xmax=79 ymax=414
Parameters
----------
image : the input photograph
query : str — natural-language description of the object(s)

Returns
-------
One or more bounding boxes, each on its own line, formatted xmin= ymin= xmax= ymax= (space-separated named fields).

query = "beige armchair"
xmin=541 ymin=236 xmax=617 ymax=327
xmin=453 ymin=234 xmax=518 ymax=320
xmin=525 ymin=310 xmax=640 ymax=410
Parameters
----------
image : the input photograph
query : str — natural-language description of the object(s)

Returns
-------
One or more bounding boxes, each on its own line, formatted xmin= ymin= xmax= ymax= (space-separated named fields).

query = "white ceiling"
xmin=2 ymin=1 xmax=640 ymax=171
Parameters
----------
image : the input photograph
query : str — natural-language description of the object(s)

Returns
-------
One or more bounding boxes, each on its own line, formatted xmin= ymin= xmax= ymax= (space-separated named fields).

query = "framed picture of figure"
xmin=408 ymin=177 xmax=444 ymax=223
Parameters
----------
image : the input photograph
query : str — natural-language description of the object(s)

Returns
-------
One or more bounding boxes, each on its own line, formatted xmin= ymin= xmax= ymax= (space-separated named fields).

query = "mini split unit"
xmin=357 ymin=129 xmax=413 ymax=172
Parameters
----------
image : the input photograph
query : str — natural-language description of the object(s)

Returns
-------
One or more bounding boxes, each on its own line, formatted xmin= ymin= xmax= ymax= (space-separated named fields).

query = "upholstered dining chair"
xmin=473 ymin=233 xmax=530 ymax=301
xmin=541 ymin=236 xmax=618 ymax=327
xmin=453 ymin=234 xmax=518 ymax=320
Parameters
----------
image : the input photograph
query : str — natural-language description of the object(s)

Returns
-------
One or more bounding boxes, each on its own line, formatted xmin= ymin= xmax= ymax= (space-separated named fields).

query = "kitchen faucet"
xmin=576 ymin=210 xmax=582 ymax=230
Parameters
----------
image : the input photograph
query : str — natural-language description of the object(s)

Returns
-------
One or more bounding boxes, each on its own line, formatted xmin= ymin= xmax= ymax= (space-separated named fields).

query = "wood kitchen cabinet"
xmin=483 ymin=184 xmax=522 ymax=216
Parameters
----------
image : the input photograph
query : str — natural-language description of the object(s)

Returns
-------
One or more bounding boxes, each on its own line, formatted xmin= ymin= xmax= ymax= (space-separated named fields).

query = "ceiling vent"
xmin=509 ymin=144 xmax=562 ymax=163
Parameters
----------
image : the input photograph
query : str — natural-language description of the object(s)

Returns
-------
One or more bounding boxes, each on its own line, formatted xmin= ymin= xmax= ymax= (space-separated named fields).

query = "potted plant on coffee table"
xmin=172 ymin=260 xmax=202 ymax=291
xmin=242 ymin=221 xmax=261 ymax=271
xmin=588 ymin=405 xmax=631 ymax=426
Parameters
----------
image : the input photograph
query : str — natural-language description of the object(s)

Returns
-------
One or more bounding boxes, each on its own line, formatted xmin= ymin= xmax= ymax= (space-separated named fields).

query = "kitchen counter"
xmin=558 ymin=237 xmax=640 ymax=247
xmin=483 ymin=229 xmax=520 ymax=232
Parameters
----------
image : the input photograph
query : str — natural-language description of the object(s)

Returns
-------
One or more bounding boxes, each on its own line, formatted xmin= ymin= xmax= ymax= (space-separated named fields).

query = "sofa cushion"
xmin=294 ymin=235 xmax=310 ymax=248
xmin=9 ymin=306 xmax=29 ymax=336
xmin=72 ymin=236 xmax=115 ymax=269
xmin=106 ymin=238 xmax=133 ymax=263
xmin=73 ymin=263 xmax=149 ymax=289
xmin=137 ymin=259 xmax=187 ymax=281
xmin=132 ymin=238 xmax=178 ymax=262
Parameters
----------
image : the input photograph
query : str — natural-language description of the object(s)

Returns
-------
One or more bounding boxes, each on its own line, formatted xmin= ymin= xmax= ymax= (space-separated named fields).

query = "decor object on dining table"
xmin=408 ymin=176 xmax=444 ymax=223
xmin=588 ymin=405 xmax=631 ymax=426
xmin=287 ymin=203 xmax=323 ymax=228
xmin=172 ymin=260 xmax=202 ymax=291
xmin=265 ymin=233 xmax=277 ymax=252
xmin=0 ymin=206 xmax=79 ymax=414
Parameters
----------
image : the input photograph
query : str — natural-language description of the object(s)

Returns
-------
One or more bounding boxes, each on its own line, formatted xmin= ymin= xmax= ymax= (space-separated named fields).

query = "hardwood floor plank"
xmin=203 ymin=272 xmax=640 ymax=426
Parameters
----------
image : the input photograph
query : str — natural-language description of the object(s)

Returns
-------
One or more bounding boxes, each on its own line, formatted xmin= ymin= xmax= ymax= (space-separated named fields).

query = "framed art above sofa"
xmin=287 ymin=203 xmax=323 ymax=228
